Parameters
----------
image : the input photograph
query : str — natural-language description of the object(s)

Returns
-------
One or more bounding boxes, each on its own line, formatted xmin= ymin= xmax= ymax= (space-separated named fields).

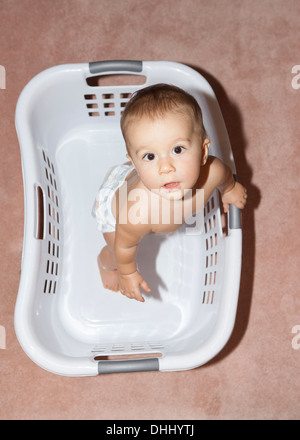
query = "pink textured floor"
xmin=0 ymin=0 xmax=299 ymax=420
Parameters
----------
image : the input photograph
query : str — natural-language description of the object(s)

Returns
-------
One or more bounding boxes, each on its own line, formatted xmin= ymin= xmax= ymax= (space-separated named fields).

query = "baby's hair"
xmin=120 ymin=83 xmax=207 ymax=143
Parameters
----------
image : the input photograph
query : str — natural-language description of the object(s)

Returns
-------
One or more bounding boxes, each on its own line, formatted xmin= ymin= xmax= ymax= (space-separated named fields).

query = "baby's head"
xmin=121 ymin=83 xmax=207 ymax=146
xmin=121 ymin=84 xmax=210 ymax=199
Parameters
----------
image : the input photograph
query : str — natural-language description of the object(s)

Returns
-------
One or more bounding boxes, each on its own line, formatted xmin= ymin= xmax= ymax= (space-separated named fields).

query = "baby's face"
xmin=126 ymin=112 xmax=207 ymax=200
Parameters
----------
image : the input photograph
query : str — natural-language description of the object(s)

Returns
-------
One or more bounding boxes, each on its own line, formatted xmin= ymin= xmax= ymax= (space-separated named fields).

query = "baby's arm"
xmin=114 ymin=222 xmax=151 ymax=302
xmin=208 ymin=157 xmax=247 ymax=213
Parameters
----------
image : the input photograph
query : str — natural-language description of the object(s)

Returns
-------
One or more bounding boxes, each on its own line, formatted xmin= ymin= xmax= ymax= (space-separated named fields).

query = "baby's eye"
xmin=172 ymin=146 xmax=185 ymax=155
xmin=143 ymin=153 xmax=156 ymax=161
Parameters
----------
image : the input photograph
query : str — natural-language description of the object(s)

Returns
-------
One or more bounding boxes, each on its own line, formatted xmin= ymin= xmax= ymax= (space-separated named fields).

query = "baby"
xmin=93 ymin=84 xmax=247 ymax=302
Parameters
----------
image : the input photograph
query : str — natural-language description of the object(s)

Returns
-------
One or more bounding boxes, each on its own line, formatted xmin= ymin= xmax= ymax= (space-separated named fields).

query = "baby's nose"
xmin=159 ymin=158 xmax=175 ymax=174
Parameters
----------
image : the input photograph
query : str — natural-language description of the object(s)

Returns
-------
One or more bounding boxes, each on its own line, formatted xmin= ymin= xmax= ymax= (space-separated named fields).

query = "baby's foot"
xmin=97 ymin=254 xmax=119 ymax=292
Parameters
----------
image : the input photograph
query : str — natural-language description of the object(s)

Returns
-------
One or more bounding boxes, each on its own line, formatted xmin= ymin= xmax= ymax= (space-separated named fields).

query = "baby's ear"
xmin=200 ymin=138 xmax=210 ymax=165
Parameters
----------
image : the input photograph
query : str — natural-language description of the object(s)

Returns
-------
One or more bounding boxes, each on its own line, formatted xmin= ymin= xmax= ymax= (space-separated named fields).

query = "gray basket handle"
xmin=228 ymin=174 xmax=242 ymax=230
xmin=89 ymin=60 xmax=143 ymax=75
xmin=98 ymin=357 xmax=159 ymax=374
xmin=229 ymin=204 xmax=241 ymax=229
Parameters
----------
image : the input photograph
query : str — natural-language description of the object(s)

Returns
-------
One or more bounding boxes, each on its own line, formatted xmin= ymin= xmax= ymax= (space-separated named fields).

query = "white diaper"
xmin=92 ymin=164 xmax=134 ymax=233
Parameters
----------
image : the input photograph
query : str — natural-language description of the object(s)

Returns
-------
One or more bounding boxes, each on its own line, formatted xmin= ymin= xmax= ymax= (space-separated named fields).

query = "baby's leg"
xmin=98 ymin=232 xmax=119 ymax=292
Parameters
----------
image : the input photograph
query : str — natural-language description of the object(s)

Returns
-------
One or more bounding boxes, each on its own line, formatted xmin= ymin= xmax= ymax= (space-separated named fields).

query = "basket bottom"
xmin=37 ymin=128 xmax=219 ymax=357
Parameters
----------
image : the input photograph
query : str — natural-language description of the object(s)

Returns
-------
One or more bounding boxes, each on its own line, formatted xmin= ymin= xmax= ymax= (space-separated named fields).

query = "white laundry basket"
xmin=14 ymin=61 xmax=242 ymax=376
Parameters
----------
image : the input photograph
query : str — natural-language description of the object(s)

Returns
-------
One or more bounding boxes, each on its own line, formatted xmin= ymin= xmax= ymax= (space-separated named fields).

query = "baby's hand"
xmin=221 ymin=182 xmax=247 ymax=213
xmin=119 ymin=271 xmax=151 ymax=302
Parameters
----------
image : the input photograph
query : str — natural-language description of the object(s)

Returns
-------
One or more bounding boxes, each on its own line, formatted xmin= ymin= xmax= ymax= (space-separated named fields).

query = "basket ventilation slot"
xmin=202 ymin=194 xmax=219 ymax=305
xmin=42 ymin=150 xmax=61 ymax=294
xmin=91 ymin=342 xmax=165 ymax=354
xmin=84 ymin=92 xmax=133 ymax=117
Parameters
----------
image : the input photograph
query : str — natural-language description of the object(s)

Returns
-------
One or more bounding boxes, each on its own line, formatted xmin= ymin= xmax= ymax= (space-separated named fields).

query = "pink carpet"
xmin=0 ymin=0 xmax=299 ymax=420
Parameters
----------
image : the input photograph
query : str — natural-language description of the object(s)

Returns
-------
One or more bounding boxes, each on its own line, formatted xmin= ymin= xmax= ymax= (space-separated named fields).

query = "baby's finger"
xmin=120 ymin=288 xmax=133 ymax=299
xmin=140 ymin=279 xmax=151 ymax=293
xmin=134 ymin=289 xmax=145 ymax=302
xmin=237 ymin=200 xmax=246 ymax=209
xmin=223 ymin=203 xmax=229 ymax=213
xmin=124 ymin=286 xmax=143 ymax=302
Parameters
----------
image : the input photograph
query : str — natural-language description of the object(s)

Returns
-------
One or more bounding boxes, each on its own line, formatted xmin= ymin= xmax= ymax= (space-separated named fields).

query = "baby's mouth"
xmin=162 ymin=182 xmax=181 ymax=191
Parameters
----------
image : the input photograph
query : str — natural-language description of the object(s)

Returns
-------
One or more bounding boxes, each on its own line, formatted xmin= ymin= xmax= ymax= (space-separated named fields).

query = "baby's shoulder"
xmin=198 ymin=156 xmax=225 ymax=188
xmin=195 ymin=156 xmax=226 ymax=204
